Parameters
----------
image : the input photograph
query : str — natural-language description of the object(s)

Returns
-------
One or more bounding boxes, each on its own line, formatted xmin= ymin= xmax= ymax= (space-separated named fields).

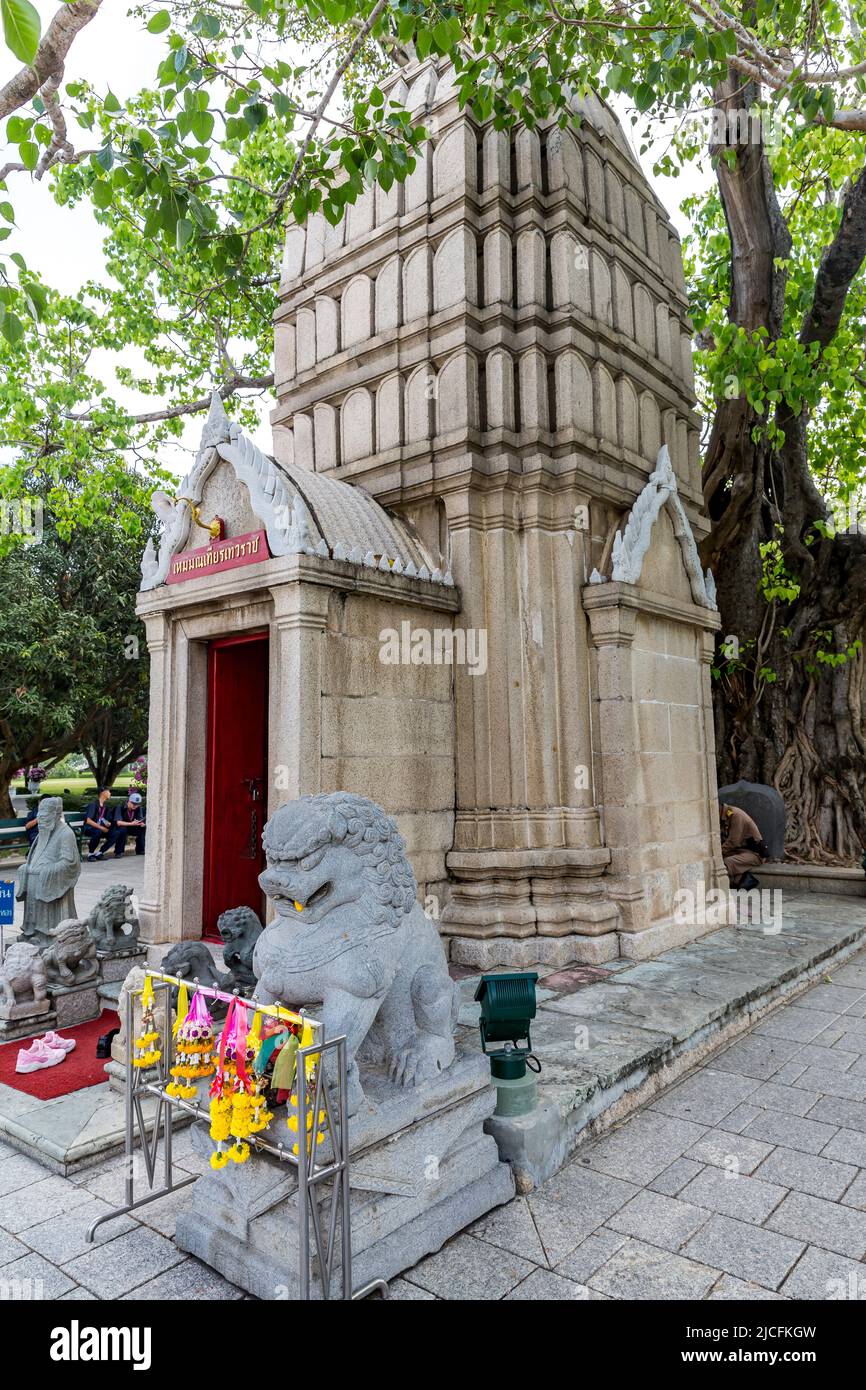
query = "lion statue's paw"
xmin=387 ymin=1046 xmax=422 ymax=1088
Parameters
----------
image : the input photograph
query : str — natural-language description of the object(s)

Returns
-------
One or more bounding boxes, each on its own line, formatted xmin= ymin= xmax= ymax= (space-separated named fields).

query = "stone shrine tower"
xmin=269 ymin=58 xmax=724 ymax=964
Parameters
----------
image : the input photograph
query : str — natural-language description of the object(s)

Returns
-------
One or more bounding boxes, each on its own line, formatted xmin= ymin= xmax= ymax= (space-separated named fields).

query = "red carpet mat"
xmin=0 ymin=1010 xmax=119 ymax=1100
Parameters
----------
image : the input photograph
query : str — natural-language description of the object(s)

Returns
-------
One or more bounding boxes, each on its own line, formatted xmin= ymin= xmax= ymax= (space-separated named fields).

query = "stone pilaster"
xmin=267 ymin=581 xmax=331 ymax=809
xmin=137 ymin=609 xmax=171 ymax=944
xmin=439 ymin=480 xmax=619 ymax=964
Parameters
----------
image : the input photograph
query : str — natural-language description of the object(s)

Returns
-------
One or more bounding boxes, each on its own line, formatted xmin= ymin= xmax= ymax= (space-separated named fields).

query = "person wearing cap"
xmin=109 ymin=790 xmax=146 ymax=858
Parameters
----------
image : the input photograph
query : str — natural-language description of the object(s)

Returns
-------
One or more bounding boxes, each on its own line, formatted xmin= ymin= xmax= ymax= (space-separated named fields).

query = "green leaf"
xmin=244 ymin=102 xmax=267 ymax=130
xmin=1 ymin=0 xmax=40 ymax=65
xmin=190 ymin=111 xmax=214 ymax=143
xmin=175 ymin=217 xmax=193 ymax=251
xmin=7 ymin=115 xmax=31 ymax=142
xmin=1 ymin=311 xmax=24 ymax=345
xmin=92 ymin=180 xmax=113 ymax=210
xmin=22 ymin=281 xmax=46 ymax=321
xmin=147 ymin=9 xmax=171 ymax=33
xmin=19 ymin=140 xmax=38 ymax=171
xmin=0 ymin=200 xmax=14 ymax=223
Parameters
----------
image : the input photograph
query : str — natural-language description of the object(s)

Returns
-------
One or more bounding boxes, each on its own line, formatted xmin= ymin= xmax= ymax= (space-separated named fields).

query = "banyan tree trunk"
xmin=700 ymin=74 xmax=866 ymax=864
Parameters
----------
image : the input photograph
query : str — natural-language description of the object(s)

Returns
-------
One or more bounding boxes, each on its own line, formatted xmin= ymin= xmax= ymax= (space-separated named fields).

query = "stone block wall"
xmin=319 ymin=589 xmax=455 ymax=896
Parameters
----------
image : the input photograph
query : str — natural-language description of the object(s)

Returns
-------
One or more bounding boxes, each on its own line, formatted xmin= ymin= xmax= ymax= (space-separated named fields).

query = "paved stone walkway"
xmin=395 ymin=947 xmax=866 ymax=1300
xmin=1 ymin=931 xmax=866 ymax=1300
xmin=2 ymin=853 xmax=146 ymax=938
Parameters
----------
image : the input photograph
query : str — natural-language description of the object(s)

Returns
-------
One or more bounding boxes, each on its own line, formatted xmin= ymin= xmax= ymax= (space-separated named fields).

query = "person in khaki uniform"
xmin=719 ymin=802 xmax=768 ymax=889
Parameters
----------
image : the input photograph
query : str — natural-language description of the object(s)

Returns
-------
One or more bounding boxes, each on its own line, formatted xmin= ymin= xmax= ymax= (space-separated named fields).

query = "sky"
xmin=1 ymin=3 xmax=711 ymax=478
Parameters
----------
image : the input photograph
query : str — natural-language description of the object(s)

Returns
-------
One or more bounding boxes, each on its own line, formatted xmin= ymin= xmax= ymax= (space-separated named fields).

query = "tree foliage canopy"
xmin=5 ymin=1 xmax=866 ymax=854
xmin=0 ymin=473 xmax=153 ymax=813
xmin=0 ymin=0 xmax=864 ymax=529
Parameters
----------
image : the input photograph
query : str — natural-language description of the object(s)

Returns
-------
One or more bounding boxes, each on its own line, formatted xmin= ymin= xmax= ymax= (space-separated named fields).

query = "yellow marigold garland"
xmin=133 ymin=977 xmax=162 ymax=1069
xmin=167 ymin=987 xmax=216 ymax=1099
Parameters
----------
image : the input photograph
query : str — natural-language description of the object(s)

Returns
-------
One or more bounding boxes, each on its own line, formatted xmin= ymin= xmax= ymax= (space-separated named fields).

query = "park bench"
xmin=0 ymin=811 xmax=87 ymax=858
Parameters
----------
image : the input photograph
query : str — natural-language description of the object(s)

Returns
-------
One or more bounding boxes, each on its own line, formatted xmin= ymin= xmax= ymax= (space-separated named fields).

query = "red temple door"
xmin=202 ymin=631 xmax=269 ymax=940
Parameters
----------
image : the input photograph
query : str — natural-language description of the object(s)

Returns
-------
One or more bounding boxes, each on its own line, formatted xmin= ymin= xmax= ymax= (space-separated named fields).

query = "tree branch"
xmin=272 ymin=0 xmax=390 ymax=215
xmin=67 ymin=373 xmax=274 ymax=426
xmin=800 ymin=158 xmax=866 ymax=351
xmin=0 ymin=0 xmax=103 ymax=123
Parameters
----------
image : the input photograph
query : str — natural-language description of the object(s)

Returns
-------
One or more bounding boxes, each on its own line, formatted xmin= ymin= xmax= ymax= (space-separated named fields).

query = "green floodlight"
xmin=474 ymin=972 xmax=539 ymax=1081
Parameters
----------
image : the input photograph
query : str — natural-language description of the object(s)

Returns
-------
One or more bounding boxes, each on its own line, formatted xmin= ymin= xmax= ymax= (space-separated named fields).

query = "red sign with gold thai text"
xmin=166 ymin=528 xmax=270 ymax=584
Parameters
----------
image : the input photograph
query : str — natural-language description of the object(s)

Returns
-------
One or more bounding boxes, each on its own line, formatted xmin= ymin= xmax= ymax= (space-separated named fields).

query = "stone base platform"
xmin=51 ymin=979 xmax=101 ymax=1029
xmin=448 ymin=932 xmax=619 ymax=969
xmin=758 ymin=862 xmax=866 ymax=897
xmin=97 ymin=945 xmax=147 ymax=984
xmin=0 ymin=1077 xmax=191 ymax=1175
xmin=176 ymin=1050 xmax=514 ymax=1298
xmin=467 ymin=893 xmax=866 ymax=1189
xmin=0 ymin=999 xmax=54 ymax=1042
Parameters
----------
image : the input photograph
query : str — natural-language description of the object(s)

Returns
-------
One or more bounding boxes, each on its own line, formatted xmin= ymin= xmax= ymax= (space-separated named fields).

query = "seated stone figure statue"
xmin=16 ymin=796 xmax=81 ymax=944
xmin=254 ymin=792 xmax=458 ymax=1116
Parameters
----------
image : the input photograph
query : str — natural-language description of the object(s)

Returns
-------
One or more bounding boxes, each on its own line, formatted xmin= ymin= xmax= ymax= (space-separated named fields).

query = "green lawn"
xmin=14 ymin=777 xmax=131 ymax=797
xmin=12 ymin=777 xmax=137 ymax=812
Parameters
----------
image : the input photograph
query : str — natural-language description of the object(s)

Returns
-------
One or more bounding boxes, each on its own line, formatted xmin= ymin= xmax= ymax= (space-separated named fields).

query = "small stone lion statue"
xmin=160 ymin=941 xmax=228 ymax=990
xmin=159 ymin=941 xmax=229 ymax=1016
xmin=42 ymin=918 xmax=99 ymax=986
xmin=255 ymin=792 xmax=458 ymax=1115
xmin=217 ymin=905 xmax=262 ymax=990
xmin=0 ymin=940 xmax=48 ymax=1007
xmin=88 ymin=883 xmax=140 ymax=955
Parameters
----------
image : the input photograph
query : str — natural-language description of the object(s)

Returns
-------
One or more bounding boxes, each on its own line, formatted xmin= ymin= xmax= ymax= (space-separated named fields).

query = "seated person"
xmin=24 ymin=793 xmax=52 ymax=846
xmin=109 ymin=790 xmax=146 ymax=857
xmin=83 ymin=787 xmax=115 ymax=860
xmin=719 ymin=800 xmax=769 ymax=890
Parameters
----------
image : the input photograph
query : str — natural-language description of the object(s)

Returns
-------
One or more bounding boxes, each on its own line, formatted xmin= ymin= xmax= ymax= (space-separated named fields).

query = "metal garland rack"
xmin=86 ymin=968 xmax=386 ymax=1301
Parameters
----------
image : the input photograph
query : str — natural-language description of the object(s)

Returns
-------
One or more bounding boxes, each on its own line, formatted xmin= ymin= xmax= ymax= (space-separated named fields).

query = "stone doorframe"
xmin=136 ymin=554 xmax=461 ymax=946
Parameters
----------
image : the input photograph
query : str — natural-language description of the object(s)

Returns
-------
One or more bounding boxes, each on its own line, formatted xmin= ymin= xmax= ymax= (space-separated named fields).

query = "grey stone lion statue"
xmin=88 ymin=883 xmax=140 ymax=954
xmin=159 ymin=941 xmax=230 ymax=1018
xmin=0 ymin=940 xmax=48 ymax=1008
xmin=217 ymin=905 xmax=262 ymax=990
xmin=255 ymin=793 xmax=458 ymax=1115
xmin=42 ymin=918 xmax=99 ymax=986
